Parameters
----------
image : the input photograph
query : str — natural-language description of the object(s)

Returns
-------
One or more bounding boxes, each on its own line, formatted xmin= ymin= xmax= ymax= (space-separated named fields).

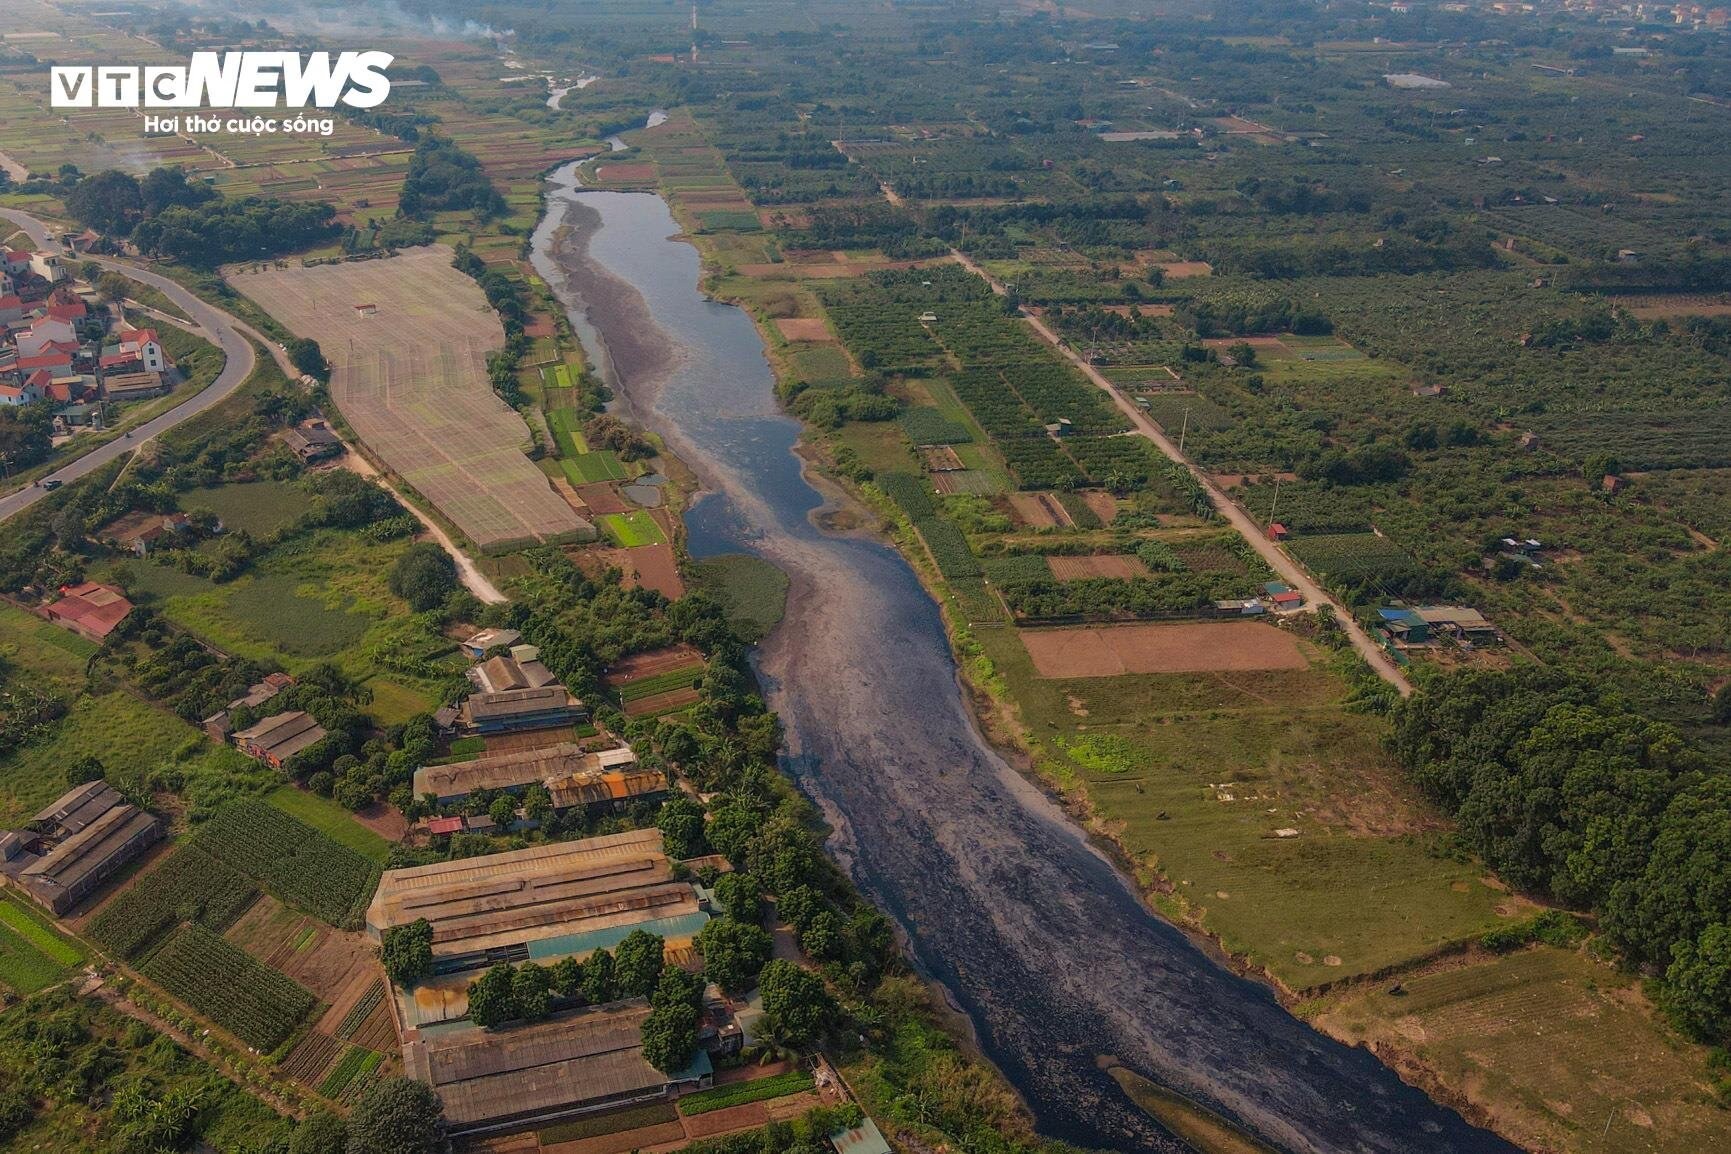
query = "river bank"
xmin=529 ymin=164 xmax=1520 ymax=1154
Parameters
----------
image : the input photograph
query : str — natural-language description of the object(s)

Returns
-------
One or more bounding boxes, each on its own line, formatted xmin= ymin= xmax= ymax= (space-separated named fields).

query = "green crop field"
xmin=140 ymin=923 xmax=315 ymax=1053
xmin=196 ymin=799 xmax=382 ymax=929
xmin=599 ymin=511 xmax=668 ymax=547
xmin=677 ymin=1070 xmax=815 ymax=1115
xmin=561 ymin=451 xmax=629 ymax=484
xmin=266 ymin=786 xmax=392 ymax=865
xmin=89 ymin=845 xmax=259 ymax=962
xmin=0 ymin=893 xmax=84 ymax=994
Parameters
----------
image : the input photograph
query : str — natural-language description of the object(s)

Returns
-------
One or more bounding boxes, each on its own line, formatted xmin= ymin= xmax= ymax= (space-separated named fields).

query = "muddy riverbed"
xmin=530 ymin=165 xmax=1518 ymax=1154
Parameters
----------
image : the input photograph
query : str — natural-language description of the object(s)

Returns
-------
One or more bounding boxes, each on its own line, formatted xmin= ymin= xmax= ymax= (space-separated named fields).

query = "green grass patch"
xmin=561 ymin=451 xmax=629 ymax=484
xmin=266 ymin=786 xmax=392 ymax=865
xmin=181 ymin=481 xmax=314 ymax=537
xmin=223 ymin=574 xmax=368 ymax=658
xmin=0 ymin=602 xmax=96 ymax=687
xmin=0 ymin=691 xmax=268 ymax=827
xmin=0 ymin=893 xmax=84 ymax=993
xmin=676 ymin=1070 xmax=815 ymax=1116
xmin=363 ymin=677 xmax=432 ymax=726
xmin=899 ymin=406 xmax=973 ymax=446
xmin=690 ymin=554 xmax=790 ymax=644
xmin=599 ymin=511 xmax=667 ymax=547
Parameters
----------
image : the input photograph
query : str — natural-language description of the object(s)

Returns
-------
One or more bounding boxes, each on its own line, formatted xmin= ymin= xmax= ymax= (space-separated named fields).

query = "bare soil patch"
xmin=1020 ymin=621 xmax=1308 ymax=677
xmin=1155 ymin=261 xmax=1213 ymax=279
xmin=623 ymin=686 xmax=702 ymax=716
xmin=626 ymin=543 xmax=685 ymax=599
xmin=1047 ymin=554 xmax=1152 ymax=582
xmin=606 ymin=644 xmax=703 ymax=683
xmin=1078 ymin=491 xmax=1119 ymax=523
xmin=574 ymin=482 xmax=631 ymax=515
xmin=773 ymin=317 xmax=832 ymax=341
xmin=1008 ymin=492 xmax=1073 ymax=528
xmin=920 ymin=445 xmax=965 ymax=471
xmin=593 ymin=162 xmax=656 ymax=183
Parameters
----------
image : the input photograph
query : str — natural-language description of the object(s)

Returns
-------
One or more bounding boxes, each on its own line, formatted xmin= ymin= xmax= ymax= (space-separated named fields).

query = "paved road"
xmin=0 ymin=207 xmax=509 ymax=602
xmin=951 ymin=249 xmax=1413 ymax=695
xmin=0 ymin=208 xmax=257 ymax=523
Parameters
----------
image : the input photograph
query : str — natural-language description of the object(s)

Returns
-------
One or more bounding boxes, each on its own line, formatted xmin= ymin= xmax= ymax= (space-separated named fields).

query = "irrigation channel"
xmin=529 ymin=162 xmax=1518 ymax=1154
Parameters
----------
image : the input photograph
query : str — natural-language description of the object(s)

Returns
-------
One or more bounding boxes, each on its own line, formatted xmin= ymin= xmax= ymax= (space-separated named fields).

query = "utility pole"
xmin=1268 ymin=474 xmax=1282 ymax=529
xmin=1178 ymin=405 xmax=1190 ymax=455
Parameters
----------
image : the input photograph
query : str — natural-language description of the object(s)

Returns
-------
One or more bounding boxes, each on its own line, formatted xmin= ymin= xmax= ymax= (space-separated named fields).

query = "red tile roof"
xmin=17 ymin=351 xmax=72 ymax=371
xmin=46 ymin=582 xmax=133 ymax=639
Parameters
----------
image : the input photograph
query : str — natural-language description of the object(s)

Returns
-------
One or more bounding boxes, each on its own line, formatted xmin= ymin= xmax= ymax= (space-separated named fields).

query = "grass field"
xmin=0 ymin=602 xmax=96 ymax=687
xmin=181 ymin=481 xmax=314 ymax=537
xmin=974 ymin=625 xmax=1517 ymax=989
xmin=677 ymin=1070 xmax=815 ymax=1115
xmin=266 ymin=786 xmax=392 ymax=865
xmin=1314 ymin=947 xmax=1725 ymax=1154
xmin=0 ymin=691 xmax=268 ymax=826
xmin=362 ymin=677 xmax=434 ymax=726
xmin=690 ymin=554 xmax=790 ymax=643
xmin=600 ymin=511 xmax=668 ymax=547
xmin=0 ymin=892 xmax=84 ymax=994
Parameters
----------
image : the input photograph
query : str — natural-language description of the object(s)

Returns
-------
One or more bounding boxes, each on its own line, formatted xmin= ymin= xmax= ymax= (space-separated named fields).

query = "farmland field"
xmin=600 ymin=511 xmax=669 ymax=547
xmin=181 ymin=481 xmax=314 ymax=537
xmin=196 ymin=799 xmax=382 ymax=929
xmin=1314 ymin=948 xmax=1728 ymax=1154
xmin=1020 ymin=621 xmax=1308 ymax=677
xmin=140 ymin=923 xmax=316 ymax=1053
xmin=88 ymin=845 xmax=258 ymax=961
xmin=0 ymin=892 xmax=83 ymax=994
xmin=232 ymin=248 xmax=593 ymax=551
xmin=1287 ymin=533 xmax=1424 ymax=588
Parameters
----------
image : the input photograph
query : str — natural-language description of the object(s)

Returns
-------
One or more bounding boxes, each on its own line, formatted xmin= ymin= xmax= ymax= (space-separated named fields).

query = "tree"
xmin=713 ymin=871 xmax=763 ymax=924
xmin=697 ymin=918 xmax=772 ymax=993
xmin=382 ymin=919 xmax=434 ymax=986
xmin=581 ymin=947 xmax=618 ymax=1004
xmin=513 ymin=962 xmax=552 ymax=1022
xmin=288 ymin=1110 xmax=348 ymax=1154
xmin=799 ymin=910 xmax=844 ymax=962
xmin=652 ymin=965 xmax=705 ymax=1011
xmin=488 ymin=795 xmax=518 ymax=829
xmin=614 ymin=929 xmax=666 ymax=998
xmin=388 ymin=543 xmax=458 ymax=612
xmin=65 ymin=169 xmax=143 ymax=234
xmin=467 ymin=963 xmax=517 ymax=1028
xmin=1663 ymin=923 xmax=1731 ymax=1045
xmin=287 ymin=338 xmax=329 ymax=381
xmin=345 ymin=1077 xmax=444 ymax=1154
xmin=758 ymin=960 xmax=836 ymax=1048
xmin=656 ymin=795 xmax=708 ymax=860
xmin=65 ymin=755 xmax=105 ymax=787
xmin=639 ymin=1000 xmax=699 ymax=1074
xmin=551 ymin=955 xmax=584 ymax=1001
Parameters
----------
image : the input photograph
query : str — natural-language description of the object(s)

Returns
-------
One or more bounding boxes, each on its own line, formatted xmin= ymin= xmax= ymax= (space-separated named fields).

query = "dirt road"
xmin=951 ymin=249 xmax=1411 ymax=696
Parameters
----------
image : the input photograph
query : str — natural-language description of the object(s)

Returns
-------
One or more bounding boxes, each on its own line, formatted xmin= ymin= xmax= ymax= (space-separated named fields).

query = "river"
xmin=529 ymin=164 xmax=1518 ymax=1154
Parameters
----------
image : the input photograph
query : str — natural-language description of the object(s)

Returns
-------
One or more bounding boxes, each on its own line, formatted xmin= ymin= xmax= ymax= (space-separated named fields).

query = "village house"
xmin=457 ymin=686 xmax=588 ymax=735
xmin=201 ymin=672 xmax=295 ymax=739
xmin=282 ymin=419 xmax=343 ymax=463
xmin=100 ymin=327 xmax=167 ymax=375
xmin=467 ymin=646 xmax=559 ymax=694
xmin=96 ymin=510 xmax=190 ymax=556
xmin=43 ymin=581 xmax=133 ymax=641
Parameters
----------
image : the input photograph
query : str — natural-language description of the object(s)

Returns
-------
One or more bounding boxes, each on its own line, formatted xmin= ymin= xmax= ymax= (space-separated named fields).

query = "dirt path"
xmin=950 ymin=249 xmax=1411 ymax=696
xmin=86 ymin=977 xmax=305 ymax=1119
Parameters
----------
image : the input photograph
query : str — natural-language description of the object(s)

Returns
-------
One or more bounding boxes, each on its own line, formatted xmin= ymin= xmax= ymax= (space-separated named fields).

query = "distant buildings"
xmin=468 ymin=646 xmax=559 ymax=694
xmin=460 ymin=627 xmax=521 ymax=660
xmin=201 ymin=673 xmax=295 ymax=740
xmin=0 ymin=781 xmax=163 ymax=914
xmin=282 ymin=419 xmax=343 ymax=463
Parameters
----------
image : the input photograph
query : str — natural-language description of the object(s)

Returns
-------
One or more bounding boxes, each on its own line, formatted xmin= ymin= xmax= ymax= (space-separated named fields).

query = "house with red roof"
xmin=0 ymin=294 xmax=26 ymax=325
xmin=17 ymin=317 xmax=76 ymax=357
xmin=17 ymin=348 xmax=74 ymax=374
xmin=101 ymin=327 xmax=166 ymax=374
xmin=44 ymin=582 xmax=134 ymax=642
xmin=0 ymin=381 xmax=37 ymax=407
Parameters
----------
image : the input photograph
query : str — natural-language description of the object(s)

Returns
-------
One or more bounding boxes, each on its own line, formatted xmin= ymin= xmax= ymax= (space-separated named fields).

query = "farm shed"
xmin=233 ymin=710 xmax=327 ymax=767
xmin=5 ymin=783 xmax=163 ymax=914
xmin=1378 ymin=607 xmax=1429 ymax=644
xmin=1414 ymin=606 xmax=1501 ymax=644
xmin=412 ymin=741 xmax=653 ymax=808
xmin=365 ymin=828 xmax=706 ymax=974
xmin=460 ymin=628 xmax=521 ymax=660
xmin=457 ymin=686 xmax=588 ymax=735
xmin=403 ymin=1003 xmax=712 ymax=1133
xmin=468 ymin=653 xmax=559 ymax=694
xmin=282 ymin=419 xmax=343 ymax=462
